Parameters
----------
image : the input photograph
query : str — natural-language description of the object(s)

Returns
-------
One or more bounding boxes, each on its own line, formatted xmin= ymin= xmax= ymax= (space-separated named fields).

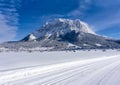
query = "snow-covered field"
xmin=0 ymin=50 xmax=120 ymax=85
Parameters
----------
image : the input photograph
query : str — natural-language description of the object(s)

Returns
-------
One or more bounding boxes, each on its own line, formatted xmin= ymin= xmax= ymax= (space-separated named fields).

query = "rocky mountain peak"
xmin=24 ymin=18 xmax=96 ymax=41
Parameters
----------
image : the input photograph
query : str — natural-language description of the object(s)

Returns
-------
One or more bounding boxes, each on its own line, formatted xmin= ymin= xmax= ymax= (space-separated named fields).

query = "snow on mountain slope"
xmin=23 ymin=18 xmax=95 ymax=41
xmin=0 ymin=50 xmax=120 ymax=85
xmin=28 ymin=34 xmax=36 ymax=41
xmin=1 ymin=18 xmax=120 ymax=51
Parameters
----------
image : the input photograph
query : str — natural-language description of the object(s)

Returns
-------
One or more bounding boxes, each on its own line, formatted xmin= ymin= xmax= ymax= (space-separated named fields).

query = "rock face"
xmin=22 ymin=18 xmax=95 ymax=42
xmin=1 ymin=18 xmax=120 ymax=51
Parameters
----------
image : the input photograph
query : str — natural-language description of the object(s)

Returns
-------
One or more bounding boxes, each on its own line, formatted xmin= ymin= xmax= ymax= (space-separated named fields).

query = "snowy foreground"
xmin=0 ymin=50 xmax=120 ymax=85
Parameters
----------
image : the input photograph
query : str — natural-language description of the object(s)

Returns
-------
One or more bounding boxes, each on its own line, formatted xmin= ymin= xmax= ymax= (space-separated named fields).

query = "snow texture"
xmin=31 ymin=18 xmax=95 ymax=40
xmin=0 ymin=50 xmax=120 ymax=85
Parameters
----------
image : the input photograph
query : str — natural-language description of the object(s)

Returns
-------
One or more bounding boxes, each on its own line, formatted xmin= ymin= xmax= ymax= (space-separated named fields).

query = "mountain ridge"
xmin=0 ymin=18 xmax=120 ymax=51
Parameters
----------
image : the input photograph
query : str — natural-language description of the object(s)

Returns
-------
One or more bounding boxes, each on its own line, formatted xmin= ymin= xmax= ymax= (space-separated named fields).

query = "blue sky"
xmin=0 ymin=0 xmax=120 ymax=42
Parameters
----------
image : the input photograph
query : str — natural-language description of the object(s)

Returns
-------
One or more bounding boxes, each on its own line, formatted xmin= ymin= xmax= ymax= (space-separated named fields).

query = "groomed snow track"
xmin=0 ymin=55 xmax=120 ymax=85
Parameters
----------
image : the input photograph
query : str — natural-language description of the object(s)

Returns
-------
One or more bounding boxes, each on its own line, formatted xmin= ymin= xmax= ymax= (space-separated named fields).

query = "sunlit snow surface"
xmin=0 ymin=50 xmax=120 ymax=85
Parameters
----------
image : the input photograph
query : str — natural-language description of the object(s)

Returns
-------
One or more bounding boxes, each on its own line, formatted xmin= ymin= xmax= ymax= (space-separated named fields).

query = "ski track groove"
xmin=0 ymin=55 xmax=120 ymax=85
xmin=54 ymin=60 xmax=120 ymax=85
xmin=97 ymin=62 xmax=120 ymax=85
xmin=80 ymin=60 xmax=120 ymax=85
xmin=6 ymin=62 xmax=94 ymax=85
xmin=96 ymin=64 xmax=120 ymax=85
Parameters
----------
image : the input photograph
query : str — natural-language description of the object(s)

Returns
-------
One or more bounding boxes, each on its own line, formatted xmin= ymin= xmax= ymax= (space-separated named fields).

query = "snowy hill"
xmin=0 ymin=18 xmax=120 ymax=51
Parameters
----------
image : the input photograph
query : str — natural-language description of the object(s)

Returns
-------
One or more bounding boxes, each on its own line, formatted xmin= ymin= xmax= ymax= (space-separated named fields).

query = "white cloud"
xmin=68 ymin=0 xmax=92 ymax=17
xmin=89 ymin=8 xmax=120 ymax=32
xmin=0 ymin=0 xmax=20 ymax=43
xmin=0 ymin=14 xmax=17 ymax=42
xmin=68 ymin=0 xmax=120 ymax=33
xmin=94 ymin=0 xmax=120 ymax=7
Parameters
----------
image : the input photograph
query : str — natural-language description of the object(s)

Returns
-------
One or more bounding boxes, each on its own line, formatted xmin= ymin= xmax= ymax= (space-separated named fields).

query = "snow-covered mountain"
xmin=1 ymin=18 xmax=120 ymax=51
xmin=22 ymin=18 xmax=95 ymax=41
